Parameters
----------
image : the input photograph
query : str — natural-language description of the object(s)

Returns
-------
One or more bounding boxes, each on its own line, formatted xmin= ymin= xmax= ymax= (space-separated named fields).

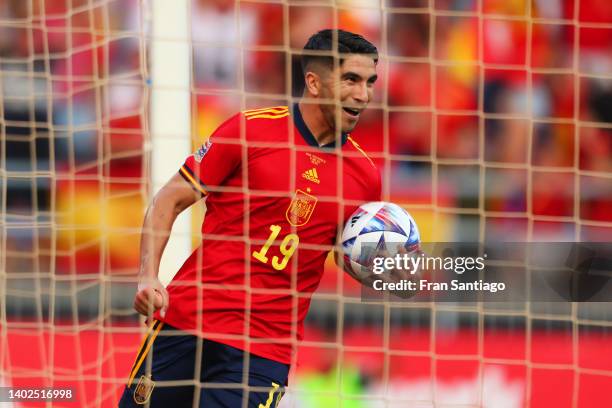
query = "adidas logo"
xmin=302 ymin=168 xmax=320 ymax=184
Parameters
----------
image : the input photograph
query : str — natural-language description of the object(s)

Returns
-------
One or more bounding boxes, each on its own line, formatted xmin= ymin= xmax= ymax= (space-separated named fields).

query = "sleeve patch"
xmin=193 ymin=140 xmax=213 ymax=163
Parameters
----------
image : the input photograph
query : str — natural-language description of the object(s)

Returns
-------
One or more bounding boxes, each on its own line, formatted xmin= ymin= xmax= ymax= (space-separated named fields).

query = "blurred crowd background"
xmin=1 ymin=0 xmax=611 ymax=406
xmin=2 ymin=0 xmax=611 ymax=274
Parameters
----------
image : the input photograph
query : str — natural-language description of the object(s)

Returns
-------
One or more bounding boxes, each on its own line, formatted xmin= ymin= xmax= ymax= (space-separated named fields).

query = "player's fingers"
xmin=143 ymin=287 xmax=159 ymax=303
xmin=134 ymin=291 xmax=158 ymax=316
xmin=134 ymin=295 xmax=153 ymax=315
xmin=157 ymin=287 xmax=169 ymax=318
xmin=136 ymin=289 xmax=154 ymax=306
xmin=134 ymin=291 xmax=146 ymax=310
xmin=133 ymin=298 xmax=148 ymax=316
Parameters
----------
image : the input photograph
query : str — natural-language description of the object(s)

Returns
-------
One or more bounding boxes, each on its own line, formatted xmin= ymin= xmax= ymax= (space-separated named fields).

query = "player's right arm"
xmin=133 ymin=172 xmax=201 ymax=319
xmin=134 ymin=113 xmax=243 ymax=319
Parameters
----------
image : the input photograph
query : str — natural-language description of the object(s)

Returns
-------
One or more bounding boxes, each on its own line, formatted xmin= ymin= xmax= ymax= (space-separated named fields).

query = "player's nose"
xmin=353 ymin=82 xmax=369 ymax=103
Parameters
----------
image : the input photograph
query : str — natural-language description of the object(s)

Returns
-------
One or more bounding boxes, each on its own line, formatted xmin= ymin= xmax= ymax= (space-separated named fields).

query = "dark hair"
xmin=301 ymin=29 xmax=378 ymax=74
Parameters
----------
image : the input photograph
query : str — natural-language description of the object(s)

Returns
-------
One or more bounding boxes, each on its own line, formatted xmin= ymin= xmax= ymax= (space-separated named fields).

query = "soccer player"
xmin=119 ymin=29 xmax=380 ymax=407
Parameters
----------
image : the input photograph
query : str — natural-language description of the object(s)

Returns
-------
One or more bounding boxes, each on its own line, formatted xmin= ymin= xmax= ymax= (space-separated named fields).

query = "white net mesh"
xmin=1 ymin=0 xmax=611 ymax=407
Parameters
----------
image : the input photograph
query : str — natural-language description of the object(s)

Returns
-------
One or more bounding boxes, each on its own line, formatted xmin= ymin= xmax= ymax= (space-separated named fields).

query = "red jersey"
xmin=157 ymin=104 xmax=381 ymax=364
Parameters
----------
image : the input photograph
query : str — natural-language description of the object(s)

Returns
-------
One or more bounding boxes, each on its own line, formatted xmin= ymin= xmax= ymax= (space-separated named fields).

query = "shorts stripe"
xmin=127 ymin=321 xmax=164 ymax=386
xmin=126 ymin=321 xmax=158 ymax=384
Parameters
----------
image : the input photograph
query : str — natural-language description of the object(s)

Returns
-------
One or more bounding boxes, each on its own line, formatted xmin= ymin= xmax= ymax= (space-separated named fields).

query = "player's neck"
xmin=297 ymin=101 xmax=336 ymax=146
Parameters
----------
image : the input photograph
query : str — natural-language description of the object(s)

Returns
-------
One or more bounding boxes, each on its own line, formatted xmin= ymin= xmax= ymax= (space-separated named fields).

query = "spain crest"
xmin=133 ymin=374 xmax=155 ymax=405
xmin=286 ymin=189 xmax=317 ymax=227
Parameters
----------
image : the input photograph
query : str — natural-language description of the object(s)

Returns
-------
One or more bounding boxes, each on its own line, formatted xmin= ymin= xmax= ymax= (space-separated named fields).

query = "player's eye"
xmin=344 ymin=75 xmax=359 ymax=83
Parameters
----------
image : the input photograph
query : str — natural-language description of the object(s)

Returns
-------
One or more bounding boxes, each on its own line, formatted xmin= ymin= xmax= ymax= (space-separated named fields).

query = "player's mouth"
xmin=342 ymin=107 xmax=361 ymax=118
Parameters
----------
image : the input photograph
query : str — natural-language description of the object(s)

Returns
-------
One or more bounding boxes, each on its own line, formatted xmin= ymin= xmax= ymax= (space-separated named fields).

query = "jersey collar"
xmin=292 ymin=103 xmax=349 ymax=149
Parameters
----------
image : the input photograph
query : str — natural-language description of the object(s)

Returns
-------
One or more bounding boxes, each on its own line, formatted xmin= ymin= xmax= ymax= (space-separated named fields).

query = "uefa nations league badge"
xmin=193 ymin=140 xmax=213 ymax=163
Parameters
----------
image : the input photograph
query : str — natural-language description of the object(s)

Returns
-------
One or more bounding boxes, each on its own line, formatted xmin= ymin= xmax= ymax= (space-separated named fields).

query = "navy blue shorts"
xmin=118 ymin=321 xmax=289 ymax=407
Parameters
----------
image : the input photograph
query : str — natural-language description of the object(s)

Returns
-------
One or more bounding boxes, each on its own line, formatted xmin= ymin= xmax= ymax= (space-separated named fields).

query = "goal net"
xmin=1 ymin=0 xmax=611 ymax=407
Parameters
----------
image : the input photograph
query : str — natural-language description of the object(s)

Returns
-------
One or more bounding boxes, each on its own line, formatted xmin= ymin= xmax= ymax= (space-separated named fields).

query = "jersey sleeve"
xmin=179 ymin=113 xmax=243 ymax=196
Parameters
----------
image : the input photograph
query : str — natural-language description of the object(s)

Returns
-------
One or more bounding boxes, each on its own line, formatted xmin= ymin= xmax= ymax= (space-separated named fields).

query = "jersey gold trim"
xmin=179 ymin=165 xmax=208 ymax=196
xmin=347 ymin=136 xmax=376 ymax=168
xmin=246 ymin=112 xmax=289 ymax=121
xmin=243 ymin=106 xmax=288 ymax=116
xmin=244 ymin=106 xmax=289 ymax=120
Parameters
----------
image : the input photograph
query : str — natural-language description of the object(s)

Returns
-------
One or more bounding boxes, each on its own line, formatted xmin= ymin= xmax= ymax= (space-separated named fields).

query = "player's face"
xmin=320 ymin=54 xmax=378 ymax=134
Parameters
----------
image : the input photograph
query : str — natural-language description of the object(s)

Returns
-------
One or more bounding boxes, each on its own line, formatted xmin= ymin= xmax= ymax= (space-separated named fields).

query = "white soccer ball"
xmin=338 ymin=202 xmax=421 ymax=281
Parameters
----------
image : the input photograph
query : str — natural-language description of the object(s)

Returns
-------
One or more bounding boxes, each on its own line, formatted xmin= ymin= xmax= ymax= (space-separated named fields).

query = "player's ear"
xmin=304 ymin=71 xmax=322 ymax=97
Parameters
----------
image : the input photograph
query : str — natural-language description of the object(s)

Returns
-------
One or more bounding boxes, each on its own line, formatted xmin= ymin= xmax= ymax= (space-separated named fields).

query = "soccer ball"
xmin=338 ymin=202 xmax=421 ymax=281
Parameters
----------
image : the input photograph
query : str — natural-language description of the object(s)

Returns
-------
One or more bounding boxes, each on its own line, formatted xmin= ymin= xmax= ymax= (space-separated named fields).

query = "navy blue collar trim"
xmin=292 ymin=103 xmax=348 ymax=148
